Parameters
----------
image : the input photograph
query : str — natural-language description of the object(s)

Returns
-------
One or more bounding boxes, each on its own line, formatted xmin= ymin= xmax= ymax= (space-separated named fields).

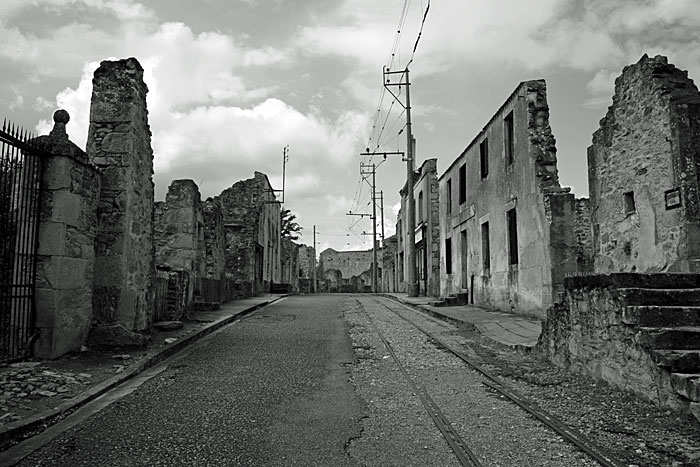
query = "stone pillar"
xmin=87 ymin=58 xmax=155 ymax=332
xmin=33 ymin=110 xmax=100 ymax=358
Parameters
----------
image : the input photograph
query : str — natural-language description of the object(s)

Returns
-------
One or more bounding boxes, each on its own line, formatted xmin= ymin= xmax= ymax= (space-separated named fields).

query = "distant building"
xmin=219 ymin=172 xmax=281 ymax=295
xmin=318 ymin=247 xmax=376 ymax=292
xmin=396 ymin=158 xmax=440 ymax=297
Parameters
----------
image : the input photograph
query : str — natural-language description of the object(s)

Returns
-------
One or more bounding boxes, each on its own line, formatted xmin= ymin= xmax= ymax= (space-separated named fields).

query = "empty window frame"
xmin=623 ymin=191 xmax=636 ymax=214
xmin=418 ymin=190 xmax=424 ymax=223
xmin=445 ymin=237 xmax=452 ymax=274
xmin=504 ymin=111 xmax=514 ymax=166
xmin=506 ymin=208 xmax=519 ymax=265
xmin=446 ymin=179 xmax=452 ymax=214
xmin=481 ymin=222 xmax=490 ymax=273
xmin=459 ymin=163 xmax=467 ymax=204
xmin=480 ymin=138 xmax=489 ymax=178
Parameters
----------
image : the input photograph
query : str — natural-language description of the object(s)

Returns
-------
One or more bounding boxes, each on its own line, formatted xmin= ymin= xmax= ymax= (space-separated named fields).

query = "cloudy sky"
xmin=2 ymin=0 xmax=699 ymax=253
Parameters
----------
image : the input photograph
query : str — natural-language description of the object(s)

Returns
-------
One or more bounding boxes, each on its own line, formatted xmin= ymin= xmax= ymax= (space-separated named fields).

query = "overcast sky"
xmin=2 ymin=0 xmax=699 ymax=253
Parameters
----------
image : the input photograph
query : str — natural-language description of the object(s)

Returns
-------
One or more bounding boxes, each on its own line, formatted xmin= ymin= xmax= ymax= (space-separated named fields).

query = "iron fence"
xmin=0 ymin=121 xmax=44 ymax=362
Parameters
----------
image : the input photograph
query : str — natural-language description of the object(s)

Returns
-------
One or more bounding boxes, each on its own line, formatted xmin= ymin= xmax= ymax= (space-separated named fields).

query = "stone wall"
xmin=297 ymin=244 xmax=315 ymax=293
xmin=319 ymin=248 xmax=373 ymax=279
xmin=87 ymin=57 xmax=155 ymax=332
xmin=32 ymin=111 xmax=100 ymax=358
xmin=219 ymin=172 xmax=281 ymax=294
xmin=589 ymin=55 xmax=700 ymax=273
xmin=540 ymin=273 xmax=700 ymax=410
xmin=438 ymin=80 xmax=579 ymax=318
xmin=202 ymin=197 xmax=226 ymax=281
xmin=280 ymin=238 xmax=300 ymax=293
xmin=574 ymin=198 xmax=594 ymax=272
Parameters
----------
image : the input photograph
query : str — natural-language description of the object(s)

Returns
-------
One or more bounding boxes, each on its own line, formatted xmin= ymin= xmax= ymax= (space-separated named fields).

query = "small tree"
xmin=281 ymin=208 xmax=302 ymax=240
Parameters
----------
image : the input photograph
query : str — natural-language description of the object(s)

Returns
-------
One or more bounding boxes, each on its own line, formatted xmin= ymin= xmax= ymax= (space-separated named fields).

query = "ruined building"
xmin=396 ymin=158 xmax=440 ymax=297
xmin=318 ymin=247 xmax=375 ymax=293
xmin=382 ymin=234 xmax=398 ymax=293
xmin=542 ymin=55 xmax=700 ymax=421
xmin=218 ymin=172 xmax=281 ymax=295
xmin=589 ymin=55 xmax=700 ymax=273
xmin=154 ymin=179 xmax=205 ymax=318
xmin=297 ymin=244 xmax=316 ymax=293
xmin=438 ymin=80 xmax=585 ymax=318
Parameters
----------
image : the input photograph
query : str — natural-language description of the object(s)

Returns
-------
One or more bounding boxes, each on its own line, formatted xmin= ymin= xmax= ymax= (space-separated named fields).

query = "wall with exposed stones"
xmin=280 ymin=238 xmax=300 ymax=293
xmin=86 ymin=57 xmax=155 ymax=332
xmin=438 ymin=80 xmax=579 ymax=318
xmin=202 ymin=197 xmax=226 ymax=281
xmin=589 ymin=55 xmax=700 ymax=273
xmin=219 ymin=172 xmax=281 ymax=294
xmin=32 ymin=111 xmax=100 ymax=358
xmin=297 ymin=244 xmax=315 ymax=293
xmin=574 ymin=198 xmax=594 ymax=272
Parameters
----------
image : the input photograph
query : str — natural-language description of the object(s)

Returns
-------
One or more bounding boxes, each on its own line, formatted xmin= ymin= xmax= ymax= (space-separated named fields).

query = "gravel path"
xmin=347 ymin=296 xmax=601 ymax=466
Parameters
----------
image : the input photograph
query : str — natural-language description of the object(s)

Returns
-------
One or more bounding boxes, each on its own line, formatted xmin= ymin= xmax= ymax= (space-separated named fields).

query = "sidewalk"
xmin=380 ymin=293 xmax=542 ymax=350
xmin=0 ymin=294 xmax=285 ymax=451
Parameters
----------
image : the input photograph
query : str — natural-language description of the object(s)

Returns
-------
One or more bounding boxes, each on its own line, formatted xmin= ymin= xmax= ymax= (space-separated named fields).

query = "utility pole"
xmin=313 ymin=225 xmax=317 ymax=294
xmin=358 ymin=163 xmax=378 ymax=293
xmin=379 ymin=190 xmax=385 ymax=293
xmin=383 ymin=66 xmax=418 ymax=296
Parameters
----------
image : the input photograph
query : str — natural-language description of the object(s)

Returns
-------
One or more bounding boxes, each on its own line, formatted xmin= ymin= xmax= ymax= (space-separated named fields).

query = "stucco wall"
xmin=589 ymin=55 xmax=700 ymax=273
xmin=438 ymin=80 xmax=577 ymax=318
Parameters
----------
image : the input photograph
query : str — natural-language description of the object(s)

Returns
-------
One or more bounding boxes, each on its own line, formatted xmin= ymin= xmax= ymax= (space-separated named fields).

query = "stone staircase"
xmin=619 ymin=287 xmax=700 ymax=417
xmin=429 ymin=292 xmax=468 ymax=307
xmin=192 ymin=295 xmax=221 ymax=312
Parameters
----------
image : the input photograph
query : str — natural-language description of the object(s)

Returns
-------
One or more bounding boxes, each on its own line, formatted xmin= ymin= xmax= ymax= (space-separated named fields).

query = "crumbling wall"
xmin=319 ymin=248 xmax=373 ymax=279
xmin=33 ymin=111 xmax=100 ymax=358
xmin=574 ymin=198 xmax=594 ymax=272
xmin=202 ymin=197 xmax=225 ymax=281
xmin=220 ymin=172 xmax=280 ymax=295
xmin=589 ymin=55 xmax=700 ymax=273
xmin=87 ymin=57 xmax=155 ymax=332
xmin=280 ymin=238 xmax=300 ymax=292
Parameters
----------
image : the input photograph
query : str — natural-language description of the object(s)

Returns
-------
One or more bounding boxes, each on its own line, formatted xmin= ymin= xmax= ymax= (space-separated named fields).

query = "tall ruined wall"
xmin=154 ymin=179 xmax=204 ymax=275
xmin=280 ymin=238 xmax=300 ymax=292
xmin=202 ymin=197 xmax=225 ymax=280
xmin=574 ymin=198 xmax=594 ymax=272
xmin=382 ymin=235 xmax=398 ymax=293
xmin=589 ymin=55 xmax=700 ymax=273
xmin=297 ymin=245 xmax=315 ymax=278
xmin=87 ymin=57 xmax=155 ymax=332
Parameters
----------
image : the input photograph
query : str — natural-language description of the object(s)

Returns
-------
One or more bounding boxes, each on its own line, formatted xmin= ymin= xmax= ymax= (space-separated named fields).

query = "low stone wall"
xmin=153 ymin=268 xmax=190 ymax=322
xmin=540 ymin=273 xmax=700 ymax=407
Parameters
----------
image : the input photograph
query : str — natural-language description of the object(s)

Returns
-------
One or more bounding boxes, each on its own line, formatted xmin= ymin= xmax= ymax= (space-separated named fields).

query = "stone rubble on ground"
xmin=0 ymin=363 xmax=94 ymax=425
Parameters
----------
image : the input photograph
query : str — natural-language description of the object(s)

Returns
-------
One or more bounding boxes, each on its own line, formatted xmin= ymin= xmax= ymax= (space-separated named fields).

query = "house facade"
xmin=396 ymin=158 xmax=440 ymax=297
xmin=438 ymin=80 xmax=582 ymax=318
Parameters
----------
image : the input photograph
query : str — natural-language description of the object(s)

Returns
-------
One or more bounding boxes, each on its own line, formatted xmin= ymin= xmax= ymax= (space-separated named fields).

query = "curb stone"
xmin=0 ymin=296 xmax=285 ymax=451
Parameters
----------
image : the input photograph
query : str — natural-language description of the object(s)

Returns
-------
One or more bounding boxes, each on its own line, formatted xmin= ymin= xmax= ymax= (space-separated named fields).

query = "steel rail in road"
xmin=365 ymin=296 xmax=626 ymax=467
xmin=354 ymin=298 xmax=484 ymax=467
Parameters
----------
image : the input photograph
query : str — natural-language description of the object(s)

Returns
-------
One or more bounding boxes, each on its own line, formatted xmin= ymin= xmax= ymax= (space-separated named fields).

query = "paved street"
xmin=15 ymin=296 xmax=363 ymax=466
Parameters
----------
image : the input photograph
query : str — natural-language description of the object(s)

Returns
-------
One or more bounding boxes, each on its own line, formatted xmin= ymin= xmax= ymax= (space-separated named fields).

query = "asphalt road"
xmin=16 ymin=295 xmax=365 ymax=466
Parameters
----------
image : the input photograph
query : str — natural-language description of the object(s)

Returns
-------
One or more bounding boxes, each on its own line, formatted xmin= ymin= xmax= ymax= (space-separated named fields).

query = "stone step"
xmin=428 ymin=300 xmax=446 ymax=307
xmin=444 ymin=293 xmax=468 ymax=307
xmin=651 ymin=350 xmax=700 ymax=373
xmin=670 ymin=373 xmax=700 ymax=402
xmin=192 ymin=301 xmax=221 ymax=311
xmin=616 ymin=288 xmax=700 ymax=306
xmin=623 ymin=306 xmax=700 ymax=327
xmin=638 ymin=327 xmax=700 ymax=350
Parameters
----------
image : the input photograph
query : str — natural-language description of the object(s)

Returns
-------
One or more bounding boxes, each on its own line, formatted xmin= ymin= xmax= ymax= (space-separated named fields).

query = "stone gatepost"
xmin=86 ymin=58 xmax=155 ymax=333
xmin=33 ymin=110 xmax=100 ymax=358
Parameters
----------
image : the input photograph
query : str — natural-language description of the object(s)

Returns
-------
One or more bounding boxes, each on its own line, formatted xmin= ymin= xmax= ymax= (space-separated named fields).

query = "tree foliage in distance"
xmin=281 ymin=208 xmax=302 ymax=240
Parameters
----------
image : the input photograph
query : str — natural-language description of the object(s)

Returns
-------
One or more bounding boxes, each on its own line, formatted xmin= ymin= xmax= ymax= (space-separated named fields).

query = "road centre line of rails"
xmin=365 ymin=295 xmax=625 ymax=467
